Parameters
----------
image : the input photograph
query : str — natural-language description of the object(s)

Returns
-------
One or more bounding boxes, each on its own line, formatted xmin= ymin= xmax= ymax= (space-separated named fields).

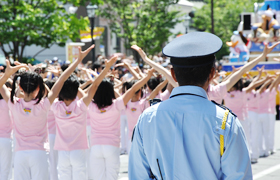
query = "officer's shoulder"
xmin=143 ymin=100 xmax=161 ymax=114
xmin=211 ymin=100 xmax=237 ymax=118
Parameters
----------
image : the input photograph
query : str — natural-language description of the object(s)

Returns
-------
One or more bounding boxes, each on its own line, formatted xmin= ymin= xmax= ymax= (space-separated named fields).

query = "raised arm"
xmin=224 ymin=43 xmax=280 ymax=91
xmin=133 ymin=66 xmax=145 ymax=78
xmin=0 ymin=84 xmax=10 ymax=103
xmin=268 ymin=74 xmax=280 ymax=92
xmin=122 ymin=69 xmax=154 ymax=106
xmin=258 ymin=79 xmax=273 ymax=94
xmin=48 ymin=45 xmax=95 ymax=104
xmin=115 ymin=62 xmax=141 ymax=80
xmin=82 ymin=56 xmax=118 ymax=106
xmin=131 ymin=45 xmax=178 ymax=87
xmin=80 ymin=79 xmax=94 ymax=90
xmin=148 ymin=79 xmax=168 ymax=100
xmin=0 ymin=61 xmax=28 ymax=91
xmin=243 ymin=76 xmax=269 ymax=93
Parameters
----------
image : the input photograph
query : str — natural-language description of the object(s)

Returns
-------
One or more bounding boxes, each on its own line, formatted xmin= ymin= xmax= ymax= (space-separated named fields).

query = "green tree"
xmin=98 ymin=0 xmax=181 ymax=58
xmin=0 ymin=0 xmax=102 ymax=62
xmin=192 ymin=0 xmax=263 ymax=59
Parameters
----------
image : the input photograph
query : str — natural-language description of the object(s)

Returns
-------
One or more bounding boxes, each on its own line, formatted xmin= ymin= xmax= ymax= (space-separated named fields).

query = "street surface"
xmin=118 ymin=121 xmax=280 ymax=180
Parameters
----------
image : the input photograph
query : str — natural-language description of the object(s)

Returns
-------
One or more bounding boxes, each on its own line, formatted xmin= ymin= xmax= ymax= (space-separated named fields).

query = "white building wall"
xmin=23 ymin=44 xmax=66 ymax=62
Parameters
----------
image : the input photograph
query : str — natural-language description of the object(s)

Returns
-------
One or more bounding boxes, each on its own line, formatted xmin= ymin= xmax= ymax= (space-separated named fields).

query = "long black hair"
xmin=93 ymin=78 xmax=115 ymax=109
xmin=11 ymin=72 xmax=45 ymax=104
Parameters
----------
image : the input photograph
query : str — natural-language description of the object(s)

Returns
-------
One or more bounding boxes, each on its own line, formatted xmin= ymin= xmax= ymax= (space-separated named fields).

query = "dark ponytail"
xmin=11 ymin=74 xmax=20 ymax=104
xmin=35 ymin=75 xmax=45 ymax=104
xmin=11 ymin=72 xmax=45 ymax=104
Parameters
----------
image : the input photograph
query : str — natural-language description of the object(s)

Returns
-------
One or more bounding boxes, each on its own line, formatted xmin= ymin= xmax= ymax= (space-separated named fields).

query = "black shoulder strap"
xmin=170 ymin=93 xmax=206 ymax=99
xmin=131 ymin=127 xmax=136 ymax=142
xmin=149 ymin=98 xmax=162 ymax=106
xmin=211 ymin=100 xmax=237 ymax=117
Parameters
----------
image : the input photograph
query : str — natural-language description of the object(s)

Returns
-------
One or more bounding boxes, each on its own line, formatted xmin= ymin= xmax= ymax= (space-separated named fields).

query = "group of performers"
xmin=0 ymin=40 xmax=279 ymax=180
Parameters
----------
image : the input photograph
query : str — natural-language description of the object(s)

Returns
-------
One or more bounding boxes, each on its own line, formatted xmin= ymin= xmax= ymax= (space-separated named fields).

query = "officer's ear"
xmin=171 ymin=68 xmax=178 ymax=82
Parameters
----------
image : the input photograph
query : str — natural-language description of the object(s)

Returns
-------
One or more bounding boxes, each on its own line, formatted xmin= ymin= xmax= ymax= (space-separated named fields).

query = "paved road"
xmin=118 ymin=121 xmax=280 ymax=179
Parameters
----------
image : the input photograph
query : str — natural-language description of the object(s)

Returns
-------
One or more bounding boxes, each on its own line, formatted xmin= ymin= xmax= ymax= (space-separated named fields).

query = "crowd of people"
xmin=0 ymin=41 xmax=279 ymax=180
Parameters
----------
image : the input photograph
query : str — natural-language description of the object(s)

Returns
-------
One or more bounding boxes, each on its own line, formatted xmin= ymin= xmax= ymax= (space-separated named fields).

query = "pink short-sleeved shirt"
xmin=88 ymin=97 xmax=126 ymax=147
xmin=258 ymin=89 xmax=272 ymax=114
xmin=0 ymin=99 xmax=12 ymax=138
xmin=125 ymin=99 xmax=149 ymax=138
xmin=47 ymin=109 xmax=56 ymax=135
xmin=224 ymin=90 xmax=248 ymax=121
xmin=47 ymin=99 xmax=58 ymax=135
xmin=158 ymin=90 xmax=171 ymax=101
xmin=208 ymin=82 xmax=227 ymax=104
xmin=247 ymin=90 xmax=259 ymax=113
xmin=8 ymin=98 xmax=50 ymax=151
xmin=268 ymin=88 xmax=277 ymax=115
xmin=52 ymin=99 xmax=88 ymax=151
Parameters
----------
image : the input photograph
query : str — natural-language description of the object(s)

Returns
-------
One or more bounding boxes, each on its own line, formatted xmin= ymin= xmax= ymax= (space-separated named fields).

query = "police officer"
xmin=128 ymin=32 xmax=253 ymax=179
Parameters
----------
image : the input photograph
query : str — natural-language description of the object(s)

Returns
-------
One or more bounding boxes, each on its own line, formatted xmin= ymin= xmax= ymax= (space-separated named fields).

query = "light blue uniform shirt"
xmin=129 ymin=86 xmax=252 ymax=180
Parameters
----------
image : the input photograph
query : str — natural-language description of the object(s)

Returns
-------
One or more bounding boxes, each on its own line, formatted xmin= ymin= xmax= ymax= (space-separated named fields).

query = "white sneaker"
xmin=251 ymin=158 xmax=258 ymax=164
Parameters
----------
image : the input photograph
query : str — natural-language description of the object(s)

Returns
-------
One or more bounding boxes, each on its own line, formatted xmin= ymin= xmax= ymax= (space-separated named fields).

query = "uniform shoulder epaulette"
xmin=211 ymin=100 xmax=237 ymax=117
xmin=149 ymin=98 xmax=162 ymax=106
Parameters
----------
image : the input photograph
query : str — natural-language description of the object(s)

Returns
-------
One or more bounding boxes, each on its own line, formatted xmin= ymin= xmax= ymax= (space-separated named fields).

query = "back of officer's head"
xmin=163 ymin=32 xmax=222 ymax=87
xmin=172 ymin=55 xmax=215 ymax=86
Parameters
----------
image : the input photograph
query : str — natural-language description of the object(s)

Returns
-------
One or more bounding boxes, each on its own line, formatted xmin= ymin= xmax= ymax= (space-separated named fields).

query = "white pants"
xmin=248 ymin=111 xmax=260 ymax=159
xmin=239 ymin=118 xmax=251 ymax=153
xmin=0 ymin=138 xmax=12 ymax=180
xmin=120 ymin=115 xmax=128 ymax=153
xmin=90 ymin=145 xmax=120 ymax=180
xmin=258 ymin=113 xmax=270 ymax=156
xmin=268 ymin=113 xmax=276 ymax=151
xmin=126 ymin=130 xmax=133 ymax=155
xmin=87 ymin=126 xmax=92 ymax=179
xmin=49 ymin=134 xmax=58 ymax=180
xmin=57 ymin=149 xmax=87 ymax=180
xmin=14 ymin=150 xmax=49 ymax=180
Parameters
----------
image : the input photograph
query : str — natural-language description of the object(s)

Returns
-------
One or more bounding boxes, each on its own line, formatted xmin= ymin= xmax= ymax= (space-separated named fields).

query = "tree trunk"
xmin=211 ymin=0 xmax=214 ymax=34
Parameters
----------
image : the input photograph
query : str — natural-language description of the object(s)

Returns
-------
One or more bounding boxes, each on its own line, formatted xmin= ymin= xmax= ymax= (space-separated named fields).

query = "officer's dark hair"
xmin=93 ymin=78 xmax=116 ymax=109
xmin=147 ymin=77 xmax=160 ymax=90
xmin=172 ymin=56 xmax=215 ymax=86
xmin=11 ymin=72 xmax=45 ymax=104
xmin=59 ymin=74 xmax=79 ymax=101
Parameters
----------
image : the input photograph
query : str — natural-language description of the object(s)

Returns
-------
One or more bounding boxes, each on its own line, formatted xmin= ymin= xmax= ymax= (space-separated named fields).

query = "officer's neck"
xmin=178 ymin=82 xmax=209 ymax=92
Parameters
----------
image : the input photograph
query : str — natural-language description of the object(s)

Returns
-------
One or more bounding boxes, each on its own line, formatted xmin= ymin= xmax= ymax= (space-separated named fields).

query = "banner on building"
xmin=66 ymin=42 xmax=85 ymax=63
xmin=80 ymin=27 xmax=105 ymax=42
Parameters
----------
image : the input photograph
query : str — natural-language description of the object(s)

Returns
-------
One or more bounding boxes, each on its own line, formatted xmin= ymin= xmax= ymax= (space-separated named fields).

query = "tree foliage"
xmin=192 ymin=0 xmax=263 ymax=59
xmin=98 ymin=0 xmax=181 ymax=56
xmin=0 ymin=0 xmax=101 ymax=62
